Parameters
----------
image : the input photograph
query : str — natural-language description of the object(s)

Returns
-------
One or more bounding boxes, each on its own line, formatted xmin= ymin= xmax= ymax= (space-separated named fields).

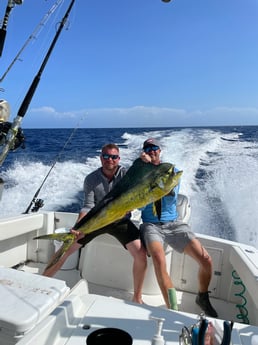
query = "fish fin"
xmin=154 ymin=199 xmax=162 ymax=220
xmin=152 ymin=203 xmax=157 ymax=216
xmin=34 ymin=233 xmax=75 ymax=242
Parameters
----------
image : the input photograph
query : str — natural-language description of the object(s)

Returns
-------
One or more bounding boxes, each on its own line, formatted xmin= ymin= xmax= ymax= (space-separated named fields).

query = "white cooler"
xmin=0 ymin=267 xmax=70 ymax=345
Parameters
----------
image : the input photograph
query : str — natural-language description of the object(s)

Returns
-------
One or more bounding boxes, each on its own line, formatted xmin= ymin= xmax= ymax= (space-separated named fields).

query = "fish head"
xmin=155 ymin=163 xmax=183 ymax=193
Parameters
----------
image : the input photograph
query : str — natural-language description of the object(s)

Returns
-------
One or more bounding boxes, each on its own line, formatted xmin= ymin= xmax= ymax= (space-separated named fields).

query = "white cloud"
xmin=30 ymin=106 xmax=78 ymax=118
xmin=31 ymin=106 xmax=56 ymax=114
xmin=26 ymin=105 xmax=258 ymax=128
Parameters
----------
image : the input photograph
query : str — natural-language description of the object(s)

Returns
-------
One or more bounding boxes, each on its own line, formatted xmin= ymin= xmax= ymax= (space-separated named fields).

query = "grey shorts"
xmin=140 ymin=221 xmax=195 ymax=253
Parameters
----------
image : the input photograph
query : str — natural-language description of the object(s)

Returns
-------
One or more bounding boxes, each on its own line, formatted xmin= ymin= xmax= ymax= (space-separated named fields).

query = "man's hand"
xmin=70 ymin=229 xmax=84 ymax=241
xmin=140 ymin=151 xmax=152 ymax=163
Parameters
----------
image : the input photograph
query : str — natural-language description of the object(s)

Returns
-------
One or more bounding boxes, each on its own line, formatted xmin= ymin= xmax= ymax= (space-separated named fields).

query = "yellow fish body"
xmin=34 ymin=158 xmax=182 ymax=270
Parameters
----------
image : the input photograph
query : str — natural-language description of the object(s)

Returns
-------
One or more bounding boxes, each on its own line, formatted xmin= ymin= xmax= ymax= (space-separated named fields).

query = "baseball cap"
xmin=143 ymin=138 xmax=161 ymax=149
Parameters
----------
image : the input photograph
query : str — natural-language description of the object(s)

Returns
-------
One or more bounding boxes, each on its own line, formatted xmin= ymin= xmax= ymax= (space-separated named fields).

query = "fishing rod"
xmin=24 ymin=124 xmax=81 ymax=214
xmin=0 ymin=0 xmax=76 ymax=167
xmin=0 ymin=0 xmax=23 ymax=57
xmin=0 ymin=0 xmax=64 ymax=84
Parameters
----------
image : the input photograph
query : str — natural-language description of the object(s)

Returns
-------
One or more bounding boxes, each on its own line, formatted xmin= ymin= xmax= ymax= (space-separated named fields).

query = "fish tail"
xmin=34 ymin=233 xmax=76 ymax=271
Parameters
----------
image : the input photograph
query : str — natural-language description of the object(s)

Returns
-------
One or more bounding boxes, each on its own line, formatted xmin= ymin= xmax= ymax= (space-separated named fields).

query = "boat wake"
xmin=1 ymin=127 xmax=258 ymax=249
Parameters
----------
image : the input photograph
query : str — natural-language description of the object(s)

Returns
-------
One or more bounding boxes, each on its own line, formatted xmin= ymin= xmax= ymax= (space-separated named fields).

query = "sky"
xmin=1 ymin=0 xmax=258 ymax=128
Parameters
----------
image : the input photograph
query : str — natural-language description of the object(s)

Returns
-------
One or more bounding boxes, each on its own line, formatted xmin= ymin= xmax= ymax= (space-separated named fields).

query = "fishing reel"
xmin=31 ymin=199 xmax=44 ymax=213
xmin=179 ymin=314 xmax=207 ymax=345
xmin=0 ymin=99 xmax=25 ymax=150
xmin=179 ymin=314 xmax=233 ymax=345
xmin=0 ymin=121 xmax=25 ymax=150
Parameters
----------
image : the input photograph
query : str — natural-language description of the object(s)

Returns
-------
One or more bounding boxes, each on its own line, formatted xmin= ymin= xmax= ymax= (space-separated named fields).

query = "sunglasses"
xmin=102 ymin=153 xmax=120 ymax=160
xmin=144 ymin=145 xmax=160 ymax=153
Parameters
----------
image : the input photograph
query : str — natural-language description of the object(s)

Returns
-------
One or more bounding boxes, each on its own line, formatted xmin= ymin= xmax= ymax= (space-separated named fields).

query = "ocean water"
xmin=1 ymin=126 xmax=258 ymax=249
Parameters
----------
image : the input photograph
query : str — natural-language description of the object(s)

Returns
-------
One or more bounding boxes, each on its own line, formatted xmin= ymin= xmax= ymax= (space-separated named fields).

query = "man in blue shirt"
xmin=140 ymin=138 xmax=218 ymax=317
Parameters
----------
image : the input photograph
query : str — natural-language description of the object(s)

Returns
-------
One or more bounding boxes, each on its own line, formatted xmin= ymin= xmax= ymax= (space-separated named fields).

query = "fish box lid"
xmin=0 ymin=267 xmax=70 ymax=334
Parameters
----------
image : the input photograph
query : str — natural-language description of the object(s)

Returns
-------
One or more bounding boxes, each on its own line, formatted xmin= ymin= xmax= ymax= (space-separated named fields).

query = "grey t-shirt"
xmin=80 ymin=165 xmax=127 ymax=213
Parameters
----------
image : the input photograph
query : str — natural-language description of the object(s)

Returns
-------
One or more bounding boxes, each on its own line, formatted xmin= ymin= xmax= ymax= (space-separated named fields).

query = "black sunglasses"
xmin=144 ymin=145 xmax=160 ymax=153
xmin=102 ymin=153 xmax=120 ymax=160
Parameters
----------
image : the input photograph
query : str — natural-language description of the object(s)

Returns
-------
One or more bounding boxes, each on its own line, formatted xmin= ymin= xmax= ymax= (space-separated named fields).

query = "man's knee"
xmin=150 ymin=248 xmax=166 ymax=266
xmin=200 ymin=247 xmax=213 ymax=270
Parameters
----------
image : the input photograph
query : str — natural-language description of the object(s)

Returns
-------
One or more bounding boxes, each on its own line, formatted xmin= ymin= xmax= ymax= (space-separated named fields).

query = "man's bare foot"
xmin=132 ymin=297 xmax=144 ymax=304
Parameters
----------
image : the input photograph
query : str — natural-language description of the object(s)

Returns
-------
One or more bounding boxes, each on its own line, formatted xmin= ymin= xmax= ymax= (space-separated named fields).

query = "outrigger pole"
xmin=0 ymin=0 xmax=64 ymax=84
xmin=0 ymin=0 xmax=76 ymax=167
xmin=0 ymin=0 xmax=23 ymax=57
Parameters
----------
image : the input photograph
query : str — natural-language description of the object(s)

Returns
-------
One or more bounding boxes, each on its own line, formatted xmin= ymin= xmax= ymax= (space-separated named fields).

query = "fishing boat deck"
xmin=1 ymin=210 xmax=258 ymax=344
xmin=10 ymin=267 xmax=258 ymax=345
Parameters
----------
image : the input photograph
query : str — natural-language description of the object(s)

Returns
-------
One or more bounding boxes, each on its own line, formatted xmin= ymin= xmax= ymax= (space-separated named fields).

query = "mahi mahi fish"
xmin=34 ymin=158 xmax=182 ymax=269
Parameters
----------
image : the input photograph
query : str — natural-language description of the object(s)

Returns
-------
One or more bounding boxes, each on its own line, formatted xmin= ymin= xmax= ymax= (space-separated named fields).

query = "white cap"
xmin=0 ymin=100 xmax=10 ymax=122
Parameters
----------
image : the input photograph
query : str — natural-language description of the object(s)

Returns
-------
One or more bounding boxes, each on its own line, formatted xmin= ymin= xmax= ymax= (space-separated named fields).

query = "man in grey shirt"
xmin=44 ymin=143 xmax=147 ymax=304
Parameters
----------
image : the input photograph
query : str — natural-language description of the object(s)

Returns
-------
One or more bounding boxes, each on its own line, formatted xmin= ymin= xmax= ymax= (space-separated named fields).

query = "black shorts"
xmin=77 ymin=218 xmax=140 ymax=249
